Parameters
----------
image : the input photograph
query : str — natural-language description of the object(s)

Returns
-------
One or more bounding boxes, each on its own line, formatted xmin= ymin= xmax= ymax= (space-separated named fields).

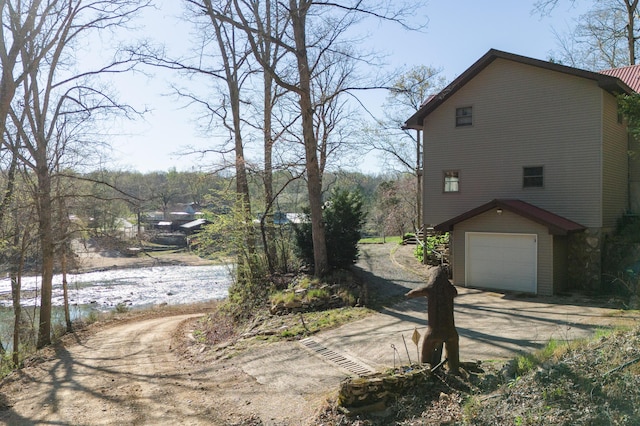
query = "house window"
xmin=455 ymin=106 xmax=472 ymax=127
xmin=444 ymin=170 xmax=460 ymax=192
xmin=523 ymin=166 xmax=544 ymax=188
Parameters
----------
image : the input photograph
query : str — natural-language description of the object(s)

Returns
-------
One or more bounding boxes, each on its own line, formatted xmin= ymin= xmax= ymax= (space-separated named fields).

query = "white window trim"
xmin=443 ymin=170 xmax=460 ymax=193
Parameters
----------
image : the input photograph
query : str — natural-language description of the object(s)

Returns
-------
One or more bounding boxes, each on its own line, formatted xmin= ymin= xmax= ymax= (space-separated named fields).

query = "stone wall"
xmin=338 ymin=366 xmax=430 ymax=413
xmin=270 ymin=291 xmax=350 ymax=315
xmin=568 ymin=228 xmax=603 ymax=291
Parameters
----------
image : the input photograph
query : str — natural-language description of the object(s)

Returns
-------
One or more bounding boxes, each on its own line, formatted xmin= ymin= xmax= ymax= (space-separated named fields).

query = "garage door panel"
xmin=466 ymin=233 xmax=537 ymax=293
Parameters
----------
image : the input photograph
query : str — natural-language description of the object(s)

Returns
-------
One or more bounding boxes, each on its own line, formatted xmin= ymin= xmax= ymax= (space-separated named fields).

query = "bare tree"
xmin=198 ymin=1 xmax=257 ymax=272
xmin=535 ymin=0 xmax=640 ymax=69
xmin=53 ymin=164 xmax=80 ymax=333
xmin=134 ymin=0 xmax=260 ymax=282
xmin=248 ymin=0 xmax=290 ymax=274
xmin=376 ymin=176 xmax=417 ymax=237
xmin=0 ymin=0 xmax=65 ymax=352
xmin=10 ymin=198 xmax=36 ymax=366
xmin=5 ymin=0 xmax=149 ymax=348
xmin=1 ymin=114 xmax=35 ymax=364
xmin=205 ymin=0 xmax=425 ymax=276
xmin=369 ymin=65 xmax=445 ymax=228
xmin=0 ymin=112 xmax=41 ymax=364
xmin=0 ymin=0 xmax=49 ymax=145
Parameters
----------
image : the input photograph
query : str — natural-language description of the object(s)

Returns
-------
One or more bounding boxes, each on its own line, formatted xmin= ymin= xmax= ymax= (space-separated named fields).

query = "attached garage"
xmin=435 ymin=199 xmax=585 ymax=296
xmin=465 ymin=232 xmax=537 ymax=293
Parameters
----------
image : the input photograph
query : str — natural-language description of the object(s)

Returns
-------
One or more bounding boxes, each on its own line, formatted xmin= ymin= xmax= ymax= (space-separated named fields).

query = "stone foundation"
xmin=568 ymin=228 xmax=603 ymax=291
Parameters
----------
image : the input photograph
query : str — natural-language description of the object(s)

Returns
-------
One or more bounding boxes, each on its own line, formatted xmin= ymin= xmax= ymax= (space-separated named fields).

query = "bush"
xmin=307 ymin=287 xmax=331 ymax=301
xmin=603 ymin=216 xmax=640 ymax=304
xmin=197 ymin=190 xmax=272 ymax=321
xmin=414 ymin=243 xmax=424 ymax=262
xmin=114 ymin=303 xmax=129 ymax=314
xmin=222 ymin=262 xmax=272 ymax=321
xmin=414 ymin=233 xmax=449 ymax=264
xmin=294 ymin=187 xmax=367 ymax=271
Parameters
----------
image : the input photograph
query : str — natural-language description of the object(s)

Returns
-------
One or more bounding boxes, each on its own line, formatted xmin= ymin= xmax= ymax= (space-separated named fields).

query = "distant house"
xmin=255 ymin=212 xmax=306 ymax=225
xmin=285 ymin=213 xmax=306 ymax=224
xmin=144 ymin=203 xmax=203 ymax=232
xmin=404 ymin=49 xmax=640 ymax=296
xmin=115 ymin=218 xmax=137 ymax=239
xmin=180 ymin=218 xmax=209 ymax=235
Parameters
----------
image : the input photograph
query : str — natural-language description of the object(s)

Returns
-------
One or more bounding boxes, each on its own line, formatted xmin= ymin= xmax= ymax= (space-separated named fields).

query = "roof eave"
xmin=598 ymin=79 xmax=633 ymax=95
xmin=433 ymin=199 xmax=586 ymax=236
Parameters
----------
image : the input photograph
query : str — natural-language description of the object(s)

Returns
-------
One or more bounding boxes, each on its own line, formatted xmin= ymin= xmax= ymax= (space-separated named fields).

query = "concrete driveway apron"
xmin=309 ymin=244 xmax=639 ymax=371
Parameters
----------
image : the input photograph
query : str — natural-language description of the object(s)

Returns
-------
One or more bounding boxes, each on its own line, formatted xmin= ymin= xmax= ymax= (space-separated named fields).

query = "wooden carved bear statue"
xmin=405 ymin=265 xmax=459 ymax=373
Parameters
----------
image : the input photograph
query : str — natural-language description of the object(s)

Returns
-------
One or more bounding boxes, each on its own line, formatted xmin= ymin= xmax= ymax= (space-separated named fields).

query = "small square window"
xmin=456 ymin=107 xmax=472 ymax=127
xmin=523 ymin=166 xmax=544 ymax=188
xmin=444 ymin=170 xmax=459 ymax=192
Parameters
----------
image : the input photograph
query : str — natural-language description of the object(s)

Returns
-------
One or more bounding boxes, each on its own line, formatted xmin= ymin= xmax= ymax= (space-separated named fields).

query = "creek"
xmin=0 ymin=264 xmax=232 ymax=350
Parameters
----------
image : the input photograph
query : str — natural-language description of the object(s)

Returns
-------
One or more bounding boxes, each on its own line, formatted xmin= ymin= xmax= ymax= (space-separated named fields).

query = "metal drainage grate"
xmin=300 ymin=338 xmax=375 ymax=377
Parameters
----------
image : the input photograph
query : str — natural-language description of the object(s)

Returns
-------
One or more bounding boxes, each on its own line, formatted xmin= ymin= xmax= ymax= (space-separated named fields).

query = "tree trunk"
xmin=208 ymin=9 xmax=254 ymax=248
xmin=262 ymin=11 xmax=277 ymax=274
xmin=627 ymin=0 xmax=638 ymax=65
xmin=36 ymin=168 xmax=54 ymax=349
xmin=232 ymin=85 xmax=253 ymax=241
xmin=214 ymin=13 xmax=255 ymax=281
xmin=61 ymin=248 xmax=72 ymax=332
xmin=11 ymin=255 xmax=21 ymax=366
xmin=0 ymin=25 xmax=20 ymax=145
xmin=6 ymin=151 xmax=21 ymax=365
xmin=262 ymin=129 xmax=276 ymax=273
xmin=290 ymin=0 xmax=328 ymax=276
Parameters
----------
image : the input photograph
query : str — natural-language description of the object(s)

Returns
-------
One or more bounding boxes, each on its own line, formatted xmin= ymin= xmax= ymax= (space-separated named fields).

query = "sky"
xmin=105 ymin=0 xmax=591 ymax=174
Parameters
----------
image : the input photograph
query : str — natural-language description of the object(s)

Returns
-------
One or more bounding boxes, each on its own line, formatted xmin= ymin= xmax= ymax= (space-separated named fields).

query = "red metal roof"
xmin=434 ymin=199 xmax=586 ymax=236
xmin=600 ymin=65 xmax=640 ymax=93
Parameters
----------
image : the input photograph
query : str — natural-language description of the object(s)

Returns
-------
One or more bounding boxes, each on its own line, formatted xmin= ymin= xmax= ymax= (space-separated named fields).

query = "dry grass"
xmin=310 ymin=326 xmax=640 ymax=425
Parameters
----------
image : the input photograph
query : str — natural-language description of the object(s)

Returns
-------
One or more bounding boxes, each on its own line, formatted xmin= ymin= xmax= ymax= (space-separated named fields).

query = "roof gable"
xmin=434 ymin=199 xmax=586 ymax=236
xmin=404 ymin=49 xmax=633 ymax=130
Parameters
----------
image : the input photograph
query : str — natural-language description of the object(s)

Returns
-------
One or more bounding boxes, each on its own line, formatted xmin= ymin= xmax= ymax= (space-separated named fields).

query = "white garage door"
xmin=465 ymin=232 xmax=537 ymax=293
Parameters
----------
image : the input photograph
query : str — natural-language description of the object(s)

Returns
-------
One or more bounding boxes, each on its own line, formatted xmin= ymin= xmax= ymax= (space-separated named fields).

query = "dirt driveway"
xmin=1 ymin=243 xmax=638 ymax=425
xmin=0 ymin=315 xmax=223 ymax=425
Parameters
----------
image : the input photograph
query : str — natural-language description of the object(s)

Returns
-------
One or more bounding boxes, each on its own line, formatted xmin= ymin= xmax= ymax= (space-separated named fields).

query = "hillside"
xmin=315 ymin=325 xmax=640 ymax=425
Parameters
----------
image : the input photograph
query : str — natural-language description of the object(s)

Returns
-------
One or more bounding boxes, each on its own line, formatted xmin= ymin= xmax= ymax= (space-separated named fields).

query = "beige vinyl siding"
xmin=451 ymin=209 xmax=554 ymax=296
xmin=423 ymin=58 xmax=604 ymax=228
xmin=602 ymin=93 xmax=629 ymax=227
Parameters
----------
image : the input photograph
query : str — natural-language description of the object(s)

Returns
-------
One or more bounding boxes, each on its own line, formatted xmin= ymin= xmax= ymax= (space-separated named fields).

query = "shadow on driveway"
xmin=318 ymin=244 xmax=640 ymax=369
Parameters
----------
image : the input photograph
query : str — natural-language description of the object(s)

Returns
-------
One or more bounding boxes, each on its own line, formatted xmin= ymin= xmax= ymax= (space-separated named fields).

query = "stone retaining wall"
xmin=338 ymin=366 xmax=429 ymax=412
xmin=568 ymin=228 xmax=603 ymax=291
xmin=270 ymin=284 xmax=357 ymax=315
